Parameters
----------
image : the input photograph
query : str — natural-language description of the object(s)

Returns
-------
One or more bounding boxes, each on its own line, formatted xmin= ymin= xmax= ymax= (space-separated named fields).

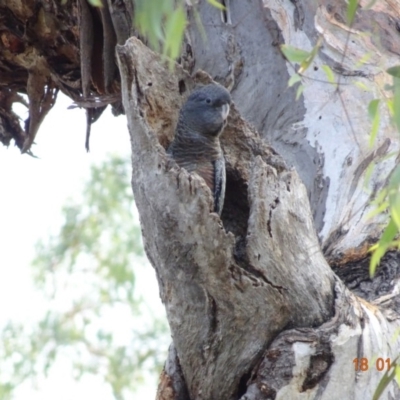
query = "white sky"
xmin=0 ymin=94 xmax=165 ymax=399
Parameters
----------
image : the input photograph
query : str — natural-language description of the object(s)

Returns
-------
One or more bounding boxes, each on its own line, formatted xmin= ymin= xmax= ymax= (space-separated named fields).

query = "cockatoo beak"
xmin=221 ymin=104 xmax=230 ymax=121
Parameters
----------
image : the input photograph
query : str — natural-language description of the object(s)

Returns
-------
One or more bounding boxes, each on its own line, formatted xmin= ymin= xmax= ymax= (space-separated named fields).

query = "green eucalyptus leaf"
xmin=296 ymin=84 xmax=305 ymax=100
xmin=164 ymin=6 xmax=187 ymax=66
xmin=288 ymin=74 xmax=301 ymax=87
xmin=280 ymin=45 xmax=310 ymax=63
xmin=370 ymin=217 xmax=396 ymax=277
xmin=366 ymin=200 xmax=389 ymax=220
xmin=393 ymin=77 xmax=400 ymax=132
xmin=368 ymin=99 xmax=380 ymax=146
xmin=384 ymin=84 xmax=394 ymax=91
xmin=387 ymin=66 xmax=400 ymax=79
xmin=347 ymin=0 xmax=358 ymax=26
xmin=389 ymin=166 xmax=400 ymax=229
xmin=88 ymin=0 xmax=102 ymax=6
xmin=321 ymin=65 xmax=335 ymax=84
xmin=364 ymin=161 xmax=375 ymax=189
xmin=396 ymin=365 xmax=400 ymax=386
xmin=354 ymin=81 xmax=370 ymax=91
xmin=373 ymin=367 xmax=396 ymax=400
xmin=207 ymin=0 xmax=225 ymax=10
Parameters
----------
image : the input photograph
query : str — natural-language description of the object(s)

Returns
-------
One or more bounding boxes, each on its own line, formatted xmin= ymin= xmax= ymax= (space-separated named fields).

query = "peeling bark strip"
xmin=0 ymin=0 xmax=131 ymax=151
xmin=78 ymin=0 xmax=94 ymax=100
xmin=23 ymin=57 xmax=58 ymax=153
xmin=117 ymin=37 xmax=338 ymax=400
xmin=99 ymin=0 xmax=117 ymax=93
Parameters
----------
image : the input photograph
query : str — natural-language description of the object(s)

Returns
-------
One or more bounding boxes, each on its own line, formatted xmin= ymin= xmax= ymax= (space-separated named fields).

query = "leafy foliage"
xmin=88 ymin=0 xmax=102 ymax=6
xmin=368 ymin=70 xmax=400 ymax=278
xmin=373 ymin=357 xmax=400 ymax=400
xmin=134 ymin=0 xmax=224 ymax=67
xmin=368 ymin=99 xmax=380 ymax=146
xmin=347 ymin=0 xmax=359 ymax=25
xmin=368 ymin=102 xmax=400 ymax=395
xmin=280 ymin=38 xmax=324 ymax=100
xmin=134 ymin=0 xmax=186 ymax=64
xmin=0 ymin=155 xmax=169 ymax=400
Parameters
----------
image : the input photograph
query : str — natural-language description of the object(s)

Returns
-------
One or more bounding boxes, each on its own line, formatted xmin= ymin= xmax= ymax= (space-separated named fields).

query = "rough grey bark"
xmin=117 ymin=38 xmax=333 ymax=398
xmin=117 ymin=35 xmax=400 ymax=399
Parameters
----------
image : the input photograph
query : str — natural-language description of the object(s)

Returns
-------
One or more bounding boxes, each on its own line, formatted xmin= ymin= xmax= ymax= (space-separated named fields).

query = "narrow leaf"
xmin=368 ymin=99 xmax=380 ymax=120
xmin=88 ymin=0 xmax=103 ymax=6
xmin=347 ymin=0 xmax=358 ymax=26
xmin=373 ymin=367 xmax=396 ymax=400
xmin=280 ymin=45 xmax=310 ymax=63
xmin=396 ymin=365 xmax=400 ymax=386
xmin=388 ymin=166 xmax=400 ymax=229
xmin=296 ymin=84 xmax=305 ymax=100
xmin=363 ymin=161 xmax=375 ymax=189
xmin=372 ymin=188 xmax=389 ymax=207
xmin=298 ymin=60 xmax=310 ymax=74
xmin=380 ymin=217 xmax=398 ymax=247
xmin=370 ymin=245 xmax=387 ymax=277
xmin=390 ymin=195 xmax=400 ymax=230
xmin=298 ymin=38 xmax=322 ymax=74
xmin=368 ymin=99 xmax=380 ymax=146
xmin=355 ymin=52 xmax=372 ymax=67
xmin=321 ymin=65 xmax=335 ymax=84
xmin=386 ymin=66 xmax=400 ymax=79
xmin=370 ymin=217 xmax=397 ymax=277
xmin=393 ymin=77 xmax=400 ymax=132
xmin=163 ymin=7 xmax=187 ymax=68
xmin=384 ymin=84 xmax=394 ymax=91
xmin=288 ymin=74 xmax=301 ymax=87
xmin=389 ymin=166 xmax=400 ymax=196
xmin=386 ymin=98 xmax=394 ymax=116
xmin=366 ymin=200 xmax=389 ymax=220
xmin=207 ymin=0 xmax=225 ymax=10
xmin=381 ymin=151 xmax=398 ymax=162
xmin=354 ymin=81 xmax=370 ymax=91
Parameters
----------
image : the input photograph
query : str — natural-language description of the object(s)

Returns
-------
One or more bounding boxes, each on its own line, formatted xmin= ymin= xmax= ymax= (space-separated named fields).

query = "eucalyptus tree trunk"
xmin=116 ymin=1 xmax=400 ymax=399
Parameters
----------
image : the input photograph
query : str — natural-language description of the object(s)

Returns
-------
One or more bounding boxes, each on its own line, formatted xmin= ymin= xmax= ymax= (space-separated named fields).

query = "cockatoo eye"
xmin=206 ymin=98 xmax=211 ymax=104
